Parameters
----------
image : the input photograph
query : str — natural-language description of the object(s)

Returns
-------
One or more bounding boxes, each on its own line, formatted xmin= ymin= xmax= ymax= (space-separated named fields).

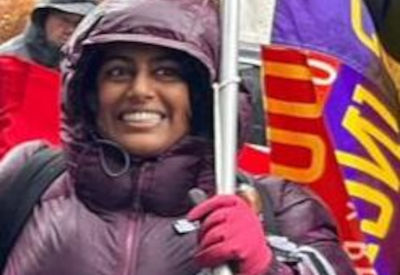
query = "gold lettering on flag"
xmin=336 ymin=85 xmax=400 ymax=192
xmin=351 ymin=0 xmax=380 ymax=57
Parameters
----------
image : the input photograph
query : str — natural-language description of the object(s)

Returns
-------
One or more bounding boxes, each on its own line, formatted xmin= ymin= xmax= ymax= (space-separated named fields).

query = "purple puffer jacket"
xmin=0 ymin=0 xmax=355 ymax=274
xmin=0 ymin=140 xmax=356 ymax=275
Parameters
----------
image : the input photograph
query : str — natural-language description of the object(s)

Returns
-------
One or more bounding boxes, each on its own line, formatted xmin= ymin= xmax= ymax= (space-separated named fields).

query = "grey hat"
xmin=32 ymin=0 xmax=97 ymax=26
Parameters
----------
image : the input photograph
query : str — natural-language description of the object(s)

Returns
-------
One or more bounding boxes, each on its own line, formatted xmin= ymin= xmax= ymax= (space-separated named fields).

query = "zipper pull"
xmin=173 ymin=188 xmax=207 ymax=235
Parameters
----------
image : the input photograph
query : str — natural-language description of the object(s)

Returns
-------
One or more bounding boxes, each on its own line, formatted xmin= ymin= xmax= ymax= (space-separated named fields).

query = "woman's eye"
xmin=103 ymin=66 xmax=133 ymax=81
xmin=154 ymin=67 xmax=182 ymax=81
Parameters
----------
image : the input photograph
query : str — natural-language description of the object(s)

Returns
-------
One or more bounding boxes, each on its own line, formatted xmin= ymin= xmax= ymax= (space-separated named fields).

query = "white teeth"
xmin=122 ymin=111 xmax=162 ymax=123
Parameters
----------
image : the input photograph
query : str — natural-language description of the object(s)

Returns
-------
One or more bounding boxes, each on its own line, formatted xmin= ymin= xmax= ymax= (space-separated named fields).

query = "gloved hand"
xmin=187 ymin=195 xmax=272 ymax=275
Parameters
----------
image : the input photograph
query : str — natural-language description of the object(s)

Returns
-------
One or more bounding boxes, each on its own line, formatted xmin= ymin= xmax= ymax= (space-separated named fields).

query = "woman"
xmin=0 ymin=0 xmax=355 ymax=274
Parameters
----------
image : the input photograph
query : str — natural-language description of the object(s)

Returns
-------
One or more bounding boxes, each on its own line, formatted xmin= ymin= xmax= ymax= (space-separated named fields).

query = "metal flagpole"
xmin=213 ymin=0 xmax=241 ymax=273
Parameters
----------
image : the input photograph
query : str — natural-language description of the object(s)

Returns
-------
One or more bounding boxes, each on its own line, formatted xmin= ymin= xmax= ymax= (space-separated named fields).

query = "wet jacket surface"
xmin=0 ymin=140 xmax=355 ymax=275
xmin=0 ymin=0 xmax=355 ymax=274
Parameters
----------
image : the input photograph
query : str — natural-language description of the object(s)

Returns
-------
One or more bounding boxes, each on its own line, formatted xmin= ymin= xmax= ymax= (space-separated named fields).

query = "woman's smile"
xmin=118 ymin=110 xmax=165 ymax=129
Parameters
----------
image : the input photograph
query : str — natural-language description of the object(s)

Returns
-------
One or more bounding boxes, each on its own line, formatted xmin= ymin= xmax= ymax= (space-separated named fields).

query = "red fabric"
xmin=238 ymin=143 xmax=271 ymax=175
xmin=0 ymin=56 xmax=60 ymax=157
xmin=188 ymin=195 xmax=272 ymax=275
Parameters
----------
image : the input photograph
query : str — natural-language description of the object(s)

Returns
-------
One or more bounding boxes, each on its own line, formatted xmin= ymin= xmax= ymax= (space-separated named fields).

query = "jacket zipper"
xmin=121 ymin=162 xmax=148 ymax=275
xmin=122 ymin=217 xmax=136 ymax=275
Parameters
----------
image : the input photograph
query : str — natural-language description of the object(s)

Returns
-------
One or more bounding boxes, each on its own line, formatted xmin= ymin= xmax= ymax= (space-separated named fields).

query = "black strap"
xmin=253 ymin=182 xmax=280 ymax=236
xmin=0 ymin=147 xmax=65 ymax=272
xmin=236 ymin=172 xmax=280 ymax=236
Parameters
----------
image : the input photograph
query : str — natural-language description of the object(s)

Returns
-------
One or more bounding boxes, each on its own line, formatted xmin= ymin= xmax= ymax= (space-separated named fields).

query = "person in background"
xmin=0 ymin=0 xmax=356 ymax=274
xmin=0 ymin=0 xmax=96 ymax=69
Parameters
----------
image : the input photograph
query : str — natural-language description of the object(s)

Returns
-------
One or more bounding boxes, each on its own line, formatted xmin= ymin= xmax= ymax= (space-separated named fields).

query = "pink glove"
xmin=187 ymin=195 xmax=272 ymax=275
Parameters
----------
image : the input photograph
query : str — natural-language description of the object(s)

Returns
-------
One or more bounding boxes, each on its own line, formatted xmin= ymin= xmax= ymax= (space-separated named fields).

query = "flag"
xmin=0 ymin=56 xmax=61 ymax=157
xmin=254 ymin=0 xmax=400 ymax=274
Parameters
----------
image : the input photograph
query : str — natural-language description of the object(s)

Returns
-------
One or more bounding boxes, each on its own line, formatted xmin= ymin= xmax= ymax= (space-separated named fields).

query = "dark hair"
xmin=69 ymin=43 xmax=214 ymax=140
xmin=174 ymin=50 xmax=213 ymax=139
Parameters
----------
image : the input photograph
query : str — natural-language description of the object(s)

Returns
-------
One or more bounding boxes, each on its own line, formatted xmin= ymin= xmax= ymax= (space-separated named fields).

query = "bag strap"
xmin=236 ymin=172 xmax=280 ymax=236
xmin=0 ymin=147 xmax=66 ymax=272
xmin=253 ymin=182 xmax=280 ymax=236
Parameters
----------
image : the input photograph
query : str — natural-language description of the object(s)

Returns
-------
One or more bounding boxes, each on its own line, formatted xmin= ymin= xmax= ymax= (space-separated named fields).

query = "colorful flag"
xmin=0 ymin=56 xmax=60 ymax=157
xmin=259 ymin=0 xmax=400 ymax=274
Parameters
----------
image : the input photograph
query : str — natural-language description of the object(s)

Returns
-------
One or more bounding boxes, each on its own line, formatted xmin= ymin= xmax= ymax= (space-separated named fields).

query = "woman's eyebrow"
xmin=151 ymin=53 xmax=180 ymax=64
xmin=102 ymin=55 xmax=132 ymax=63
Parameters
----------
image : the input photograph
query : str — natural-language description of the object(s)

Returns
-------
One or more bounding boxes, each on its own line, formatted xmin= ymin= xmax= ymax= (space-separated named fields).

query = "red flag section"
xmin=238 ymin=143 xmax=270 ymax=175
xmin=0 ymin=56 xmax=60 ymax=157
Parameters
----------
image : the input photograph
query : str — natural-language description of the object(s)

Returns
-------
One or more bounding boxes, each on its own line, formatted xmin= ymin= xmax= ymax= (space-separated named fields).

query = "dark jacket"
xmin=0 ymin=0 xmax=96 ymax=68
xmin=0 ymin=140 xmax=356 ymax=275
xmin=0 ymin=0 xmax=355 ymax=274
xmin=364 ymin=0 xmax=400 ymax=60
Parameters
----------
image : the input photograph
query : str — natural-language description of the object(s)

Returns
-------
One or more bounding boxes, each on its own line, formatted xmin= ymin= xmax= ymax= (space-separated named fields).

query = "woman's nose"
xmin=128 ymin=72 xmax=154 ymax=100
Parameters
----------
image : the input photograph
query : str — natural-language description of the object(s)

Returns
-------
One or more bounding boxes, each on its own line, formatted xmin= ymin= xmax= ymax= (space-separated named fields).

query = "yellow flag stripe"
xmin=264 ymin=61 xmax=312 ymax=81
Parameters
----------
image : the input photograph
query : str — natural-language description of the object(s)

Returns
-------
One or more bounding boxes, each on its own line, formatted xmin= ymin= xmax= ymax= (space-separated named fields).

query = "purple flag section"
xmin=272 ymin=0 xmax=399 ymax=109
xmin=269 ymin=0 xmax=400 ymax=274
xmin=325 ymin=64 xmax=400 ymax=275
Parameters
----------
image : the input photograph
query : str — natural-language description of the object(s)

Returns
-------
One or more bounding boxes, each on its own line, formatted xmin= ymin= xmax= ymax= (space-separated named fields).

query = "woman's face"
xmin=96 ymin=43 xmax=191 ymax=156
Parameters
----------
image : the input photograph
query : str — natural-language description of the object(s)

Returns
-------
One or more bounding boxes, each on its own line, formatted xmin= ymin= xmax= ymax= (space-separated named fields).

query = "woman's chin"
xmin=110 ymin=129 xmax=188 ymax=157
xmin=120 ymin=139 xmax=172 ymax=157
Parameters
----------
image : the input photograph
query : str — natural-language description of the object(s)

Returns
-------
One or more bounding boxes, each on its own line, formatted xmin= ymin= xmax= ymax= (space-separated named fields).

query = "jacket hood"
xmin=22 ymin=0 xmax=96 ymax=68
xmin=61 ymin=0 xmax=221 ymax=147
xmin=32 ymin=0 xmax=97 ymax=27
xmin=63 ymin=0 xmax=220 ymax=79
xmin=60 ymin=0 xmax=253 ymax=160
xmin=23 ymin=23 xmax=61 ymax=68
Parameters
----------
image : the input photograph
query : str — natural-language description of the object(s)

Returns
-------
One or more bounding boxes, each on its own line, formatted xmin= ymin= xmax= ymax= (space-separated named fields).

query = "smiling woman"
xmin=96 ymin=43 xmax=191 ymax=156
